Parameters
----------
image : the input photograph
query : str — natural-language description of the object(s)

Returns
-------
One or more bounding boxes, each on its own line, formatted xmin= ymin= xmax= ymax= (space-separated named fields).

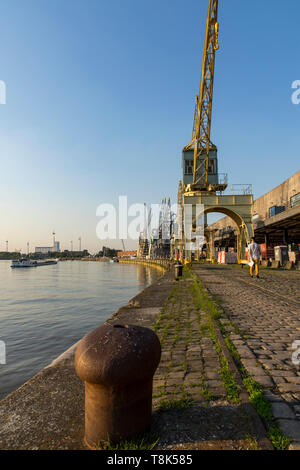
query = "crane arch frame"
xmin=175 ymin=192 xmax=254 ymax=263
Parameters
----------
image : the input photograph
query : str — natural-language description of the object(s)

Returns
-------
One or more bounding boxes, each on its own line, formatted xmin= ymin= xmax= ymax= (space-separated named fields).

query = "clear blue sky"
xmin=0 ymin=0 xmax=299 ymax=253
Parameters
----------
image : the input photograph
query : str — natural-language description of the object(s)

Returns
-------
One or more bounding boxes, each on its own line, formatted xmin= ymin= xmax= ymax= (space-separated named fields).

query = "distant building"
xmin=53 ymin=241 xmax=60 ymax=252
xmin=35 ymin=241 xmax=61 ymax=254
xmin=208 ymin=170 xmax=300 ymax=261
xmin=35 ymin=247 xmax=53 ymax=254
xmin=117 ymin=251 xmax=137 ymax=259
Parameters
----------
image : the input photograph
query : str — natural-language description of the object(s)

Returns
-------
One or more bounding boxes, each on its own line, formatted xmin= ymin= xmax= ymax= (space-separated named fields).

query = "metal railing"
xmin=217 ymin=173 xmax=228 ymax=186
xmin=218 ymin=184 xmax=253 ymax=196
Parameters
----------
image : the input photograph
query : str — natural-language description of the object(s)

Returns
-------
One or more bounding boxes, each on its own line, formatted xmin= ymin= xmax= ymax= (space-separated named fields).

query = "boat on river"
xmin=11 ymin=259 xmax=37 ymax=268
xmin=11 ymin=258 xmax=58 ymax=268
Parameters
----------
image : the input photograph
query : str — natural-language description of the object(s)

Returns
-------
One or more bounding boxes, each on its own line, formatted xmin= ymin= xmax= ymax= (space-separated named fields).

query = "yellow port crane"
xmin=173 ymin=0 xmax=254 ymax=264
xmin=183 ymin=0 xmax=220 ymax=190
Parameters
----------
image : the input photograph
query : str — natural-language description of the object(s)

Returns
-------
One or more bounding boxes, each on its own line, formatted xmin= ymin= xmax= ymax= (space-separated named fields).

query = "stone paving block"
xmin=229 ymin=334 xmax=241 ymax=340
xmin=245 ymin=366 xmax=268 ymax=377
xmin=206 ymin=371 xmax=221 ymax=380
xmin=187 ymin=365 xmax=203 ymax=375
xmin=271 ymin=402 xmax=296 ymax=419
xmin=207 ymin=380 xmax=223 ymax=389
xmin=286 ymin=377 xmax=300 ymax=385
xmin=253 ymin=375 xmax=274 ymax=388
xmin=272 ymin=377 xmax=287 ymax=386
xmin=260 ymin=360 xmax=282 ymax=370
xmin=235 ymin=346 xmax=256 ymax=359
xmin=153 ymin=379 xmax=165 ymax=388
xmin=278 ymin=419 xmax=300 ymax=441
xmin=167 ymin=374 xmax=185 ymax=382
xmin=279 ymin=384 xmax=300 ymax=393
xmin=187 ymin=346 xmax=201 ymax=354
xmin=202 ymin=351 xmax=219 ymax=358
xmin=231 ymin=339 xmax=245 ymax=346
xmin=281 ymin=393 xmax=299 ymax=404
xmin=184 ymin=373 xmax=203 ymax=381
xmin=240 ymin=359 xmax=260 ymax=368
xmin=269 ymin=370 xmax=297 ymax=378
xmin=293 ymin=405 xmax=300 ymax=415
xmin=172 ymin=355 xmax=186 ymax=364
xmin=263 ymin=391 xmax=282 ymax=402
xmin=156 ymin=366 xmax=169 ymax=374
xmin=274 ymin=352 xmax=294 ymax=360
xmin=204 ymin=361 xmax=220 ymax=370
xmin=161 ymin=351 xmax=172 ymax=361
xmin=201 ymin=339 xmax=214 ymax=346
xmin=208 ymin=387 xmax=227 ymax=397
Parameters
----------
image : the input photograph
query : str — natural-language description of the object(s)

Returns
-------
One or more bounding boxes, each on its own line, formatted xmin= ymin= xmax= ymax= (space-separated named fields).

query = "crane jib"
xmin=183 ymin=0 xmax=220 ymax=189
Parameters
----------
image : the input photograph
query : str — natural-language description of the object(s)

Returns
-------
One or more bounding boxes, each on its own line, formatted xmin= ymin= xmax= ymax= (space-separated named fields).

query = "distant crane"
xmin=78 ymin=237 xmax=82 ymax=252
xmin=70 ymin=240 xmax=73 ymax=252
xmin=6 ymin=241 xmax=8 ymax=252
xmin=121 ymin=239 xmax=126 ymax=252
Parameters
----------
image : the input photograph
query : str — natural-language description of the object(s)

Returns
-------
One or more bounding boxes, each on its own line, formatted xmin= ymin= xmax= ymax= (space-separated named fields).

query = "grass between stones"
xmin=188 ymin=266 xmax=291 ymax=451
xmin=96 ymin=432 xmax=160 ymax=450
xmin=158 ymin=394 xmax=192 ymax=411
xmin=188 ymin=271 xmax=241 ymax=405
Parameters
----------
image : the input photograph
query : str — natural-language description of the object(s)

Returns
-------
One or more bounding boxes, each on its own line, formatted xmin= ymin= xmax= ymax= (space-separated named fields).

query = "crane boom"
xmin=184 ymin=0 xmax=219 ymax=188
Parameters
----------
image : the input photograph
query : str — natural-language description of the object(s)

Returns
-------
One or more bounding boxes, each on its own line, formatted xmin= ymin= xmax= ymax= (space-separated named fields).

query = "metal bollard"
xmin=75 ymin=324 xmax=161 ymax=449
xmin=174 ymin=262 xmax=183 ymax=279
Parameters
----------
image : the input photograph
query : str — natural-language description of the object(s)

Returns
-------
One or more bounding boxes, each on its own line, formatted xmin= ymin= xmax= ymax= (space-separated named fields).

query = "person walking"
xmin=248 ymin=237 xmax=261 ymax=278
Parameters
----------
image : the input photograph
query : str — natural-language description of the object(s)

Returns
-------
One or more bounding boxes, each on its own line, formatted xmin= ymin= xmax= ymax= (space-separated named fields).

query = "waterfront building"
xmin=208 ymin=171 xmax=300 ymax=262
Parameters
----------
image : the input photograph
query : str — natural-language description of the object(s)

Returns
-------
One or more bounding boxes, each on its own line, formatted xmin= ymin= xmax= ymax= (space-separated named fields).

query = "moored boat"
xmin=11 ymin=259 xmax=37 ymax=268
xmin=11 ymin=258 xmax=58 ymax=268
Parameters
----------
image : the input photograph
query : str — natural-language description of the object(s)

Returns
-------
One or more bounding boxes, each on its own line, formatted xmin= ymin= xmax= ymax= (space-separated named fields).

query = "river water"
xmin=0 ymin=260 xmax=161 ymax=400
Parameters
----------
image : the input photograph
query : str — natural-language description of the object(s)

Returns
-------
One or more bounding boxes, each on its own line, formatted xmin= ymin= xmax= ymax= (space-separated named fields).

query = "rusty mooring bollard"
xmin=75 ymin=323 xmax=161 ymax=449
xmin=174 ymin=261 xmax=183 ymax=279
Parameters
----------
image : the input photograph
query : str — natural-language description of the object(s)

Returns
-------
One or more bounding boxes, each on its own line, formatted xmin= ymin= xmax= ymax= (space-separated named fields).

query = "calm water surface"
xmin=0 ymin=260 xmax=161 ymax=399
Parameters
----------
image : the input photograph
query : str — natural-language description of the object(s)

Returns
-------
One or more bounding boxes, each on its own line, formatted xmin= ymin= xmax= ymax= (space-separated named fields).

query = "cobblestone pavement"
xmin=192 ymin=263 xmax=300 ymax=448
xmin=151 ymin=270 xmax=271 ymax=449
xmin=152 ymin=277 xmax=226 ymax=404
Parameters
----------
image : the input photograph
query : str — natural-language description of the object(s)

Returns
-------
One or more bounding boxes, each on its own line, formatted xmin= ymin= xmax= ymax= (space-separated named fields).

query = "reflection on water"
xmin=0 ymin=260 xmax=161 ymax=400
xmin=136 ymin=263 xmax=164 ymax=285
